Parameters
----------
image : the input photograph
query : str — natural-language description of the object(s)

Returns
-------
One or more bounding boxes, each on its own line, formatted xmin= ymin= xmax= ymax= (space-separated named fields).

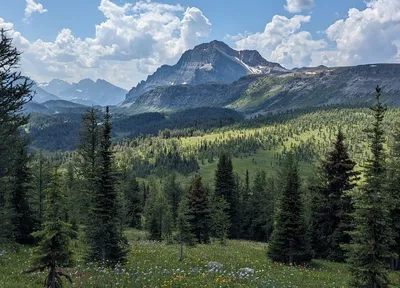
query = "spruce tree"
xmin=146 ymin=189 xmax=173 ymax=241
xmin=86 ymin=106 xmax=126 ymax=266
xmin=347 ymin=86 xmax=394 ymax=288
xmin=214 ymin=153 xmax=239 ymax=238
xmin=124 ymin=173 xmax=143 ymax=229
xmin=32 ymin=151 xmax=51 ymax=227
xmin=210 ymin=194 xmax=230 ymax=245
xmin=163 ymin=173 xmax=182 ymax=227
xmin=268 ymin=153 xmax=311 ymax=264
xmin=0 ymin=29 xmax=32 ymax=179
xmin=387 ymin=123 xmax=400 ymax=270
xmin=248 ymin=171 xmax=275 ymax=242
xmin=187 ymin=176 xmax=212 ymax=244
xmin=9 ymin=140 xmax=36 ymax=244
xmin=311 ymin=130 xmax=360 ymax=261
xmin=30 ymin=168 xmax=73 ymax=288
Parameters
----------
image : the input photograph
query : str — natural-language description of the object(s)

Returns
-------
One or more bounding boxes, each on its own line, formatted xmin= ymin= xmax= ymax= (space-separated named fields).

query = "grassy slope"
xmin=1 ymin=230 xmax=399 ymax=288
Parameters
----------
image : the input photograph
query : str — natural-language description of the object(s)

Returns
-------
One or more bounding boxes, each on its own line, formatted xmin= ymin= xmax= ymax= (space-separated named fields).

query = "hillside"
xmin=120 ymin=64 xmax=400 ymax=115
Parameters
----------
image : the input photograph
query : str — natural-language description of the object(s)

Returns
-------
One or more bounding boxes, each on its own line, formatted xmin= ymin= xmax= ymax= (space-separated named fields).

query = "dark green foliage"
xmin=387 ymin=123 xmax=400 ymax=270
xmin=210 ymin=195 xmax=230 ymax=245
xmin=9 ymin=141 xmax=36 ymax=244
xmin=214 ymin=153 xmax=239 ymax=238
xmin=311 ymin=130 xmax=360 ymax=262
xmin=31 ymin=151 xmax=51 ymax=227
xmin=347 ymin=86 xmax=394 ymax=288
xmin=268 ymin=153 xmax=312 ymax=264
xmin=85 ymin=107 xmax=127 ymax=266
xmin=146 ymin=188 xmax=173 ymax=242
xmin=124 ymin=174 xmax=143 ymax=229
xmin=177 ymin=197 xmax=195 ymax=246
xmin=186 ymin=176 xmax=212 ymax=244
xmin=163 ymin=173 xmax=182 ymax=227
xmin=246 ymin=171 xmax=275 ymax=242
xmin=0 ymin=29 xmax=32 ymax=178
xmin=30 ymin=168 xmax=73 ymax=288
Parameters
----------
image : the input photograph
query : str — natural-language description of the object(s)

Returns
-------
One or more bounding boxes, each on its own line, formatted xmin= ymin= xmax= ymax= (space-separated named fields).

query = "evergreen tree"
xmin=32 ymin=151 xmax=51 ymax=227
xmin=78 ymin=108 xmax=101 ymax=221
xmin=0 ymin=29 xmax=32 ymax=179
xmin=210 ymin=194 xmax=230 ymax=245
xmin=177 ymin=197 xmax=195 ymax=246
xmin=347 ymin=86 xmax=394 ymax=287
xmin=268 ymin=153 xmax=311 ymax=264
xmin=187 ymin=176 xmax=212 ymax=244
xmin=124 ymin=173 xmax=143 ymax=229
xmin=387 ymin=123 xmax=400 ymax=270
xmin=86 ymin=107 xmax=126 ymax=266
xmin=9 ymin=140 xmax=36 ymax=244
xmin=311 ymin=130 xmax=360 ymax=262
xmin=163 ymin=173 xmax=182 ymax=227
xmin=30 ymin=168 xmax=73 ymax=288
xmin=146 ymin=189 xmax=173 ymax=241
xmin=214 ymin=153 xmax=239 ymax=238
xmin=248 ymin=171 xmax=275 ymax=242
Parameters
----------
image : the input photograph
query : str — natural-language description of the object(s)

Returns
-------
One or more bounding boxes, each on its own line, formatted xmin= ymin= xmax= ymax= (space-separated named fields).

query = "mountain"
xmin=24 ymin=99 xmax=90 ymax=115
xmin=124 ymin=40 xmax=287 ymax=102
xmin=40 ymin=78 xmax=127 ymax=106
xmin=39 ymin=79 xmax=72 ymax=96
xmin=31 ymin=85 xmax=61 ymax=103
xmin=120 ymin=64 xmax=400 ymax=115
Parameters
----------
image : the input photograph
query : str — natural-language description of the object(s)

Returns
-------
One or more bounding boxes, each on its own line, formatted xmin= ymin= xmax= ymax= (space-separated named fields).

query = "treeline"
xmin=27 ymin=107 xmax=243 ymax=151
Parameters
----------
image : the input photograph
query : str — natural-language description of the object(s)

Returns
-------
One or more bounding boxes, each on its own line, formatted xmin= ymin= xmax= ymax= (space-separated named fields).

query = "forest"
xmin=1 ymin=30 xmax=400 ymax=288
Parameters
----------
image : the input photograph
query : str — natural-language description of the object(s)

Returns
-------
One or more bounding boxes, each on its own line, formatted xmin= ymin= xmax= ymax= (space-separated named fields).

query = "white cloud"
xmin=1 ymin=0 xmax=211 ymax=89
xmin=234 ymin=15 xmax=326 ymax=68
xmin=24 ymin=0 xmax=47 ymax=22
xmin=325 ymin=0 xmax=400 ymax=66
xmin=285 ymin=0 xmax=315 ymax=13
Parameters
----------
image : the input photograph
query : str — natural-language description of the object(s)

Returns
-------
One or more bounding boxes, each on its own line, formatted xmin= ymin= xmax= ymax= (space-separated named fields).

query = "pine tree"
xmin=347 ymin=86 xmax=394 ymax=288
xmin=248 ymin=171 xmax=275 ymax=242
xmin=268 ymin=153 xmax=311 ymax=264
xmin=30 ymin=168 xmax=73 ymax=288
xmin=146 ymin=189 xmax=173 ymax=241
xmin=311 ymin=130 xmax=360 ymax=262
xmin=86 ymin=107 xmax=127 ymax=266
xmin=214 ymin=153 xmax=239 ymax=238
xmin=0 ymin=29 xmax=33 ymax=179
xmin=163 ymin=173 xmax=182 ymax=227
xmin=9 ymin=140 xmax=36 ymax=244
xmin=210 ymin=194 xmax=230 ymax=245
xmin=124 ymin=173 xmax=143 ymax=229
xmin=187 ymin=176 xmax=212 ymax=244
xmin=78 ymin=108 xmax=101 ymax=220
xmin=387 ymin=123 xmax=400 ymax=270
xmin=32 ymin=151 xmax=51 ymax=227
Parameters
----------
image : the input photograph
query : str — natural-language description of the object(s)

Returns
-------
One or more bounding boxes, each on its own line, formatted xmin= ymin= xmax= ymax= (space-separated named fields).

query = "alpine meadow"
xmin=2 ymin=0 xmax=400 ymax=287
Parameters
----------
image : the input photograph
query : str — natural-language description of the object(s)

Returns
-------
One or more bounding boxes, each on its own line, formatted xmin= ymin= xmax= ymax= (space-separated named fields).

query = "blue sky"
xmin=0 ymin=0 xmax=399 ymax=89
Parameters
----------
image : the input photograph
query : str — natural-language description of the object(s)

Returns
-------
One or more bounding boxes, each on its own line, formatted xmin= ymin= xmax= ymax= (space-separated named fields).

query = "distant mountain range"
xmin=34 ymin=78 xmax=127 ymax=106
xmin=29 ymin=40 xmax=400 ymax=117
xmin=119 ymin=41 xmax=400 ymax=115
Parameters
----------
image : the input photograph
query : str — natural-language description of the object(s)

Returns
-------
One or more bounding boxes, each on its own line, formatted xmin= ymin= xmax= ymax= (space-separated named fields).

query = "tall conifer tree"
xmin=347 ymin=86 xmax=394 ymax=287
xmin=311 ymin=130 xmax=360 ymax=261
xmin=268 ymin=153 xmax=311 ymax=264
xmin=86 ymin=107 xmax=126 ymax=266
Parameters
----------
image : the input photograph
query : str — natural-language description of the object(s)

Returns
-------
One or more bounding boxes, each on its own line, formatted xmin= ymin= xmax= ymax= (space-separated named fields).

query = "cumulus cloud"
xmin=325 ymin=0 xmax=400 ymax=66
xmin=234 ymin=15 xmax=326 ymax=68
xmin=3 ymin=0 xmax=211 ymax=89
xmin=24 ymin=0 xmax=47 ymax=22
xmin=285 ymin=0 xmax=315 ymax=13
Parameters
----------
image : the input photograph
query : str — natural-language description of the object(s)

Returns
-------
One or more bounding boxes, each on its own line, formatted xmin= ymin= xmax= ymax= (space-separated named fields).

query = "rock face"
xmin=119 ymin=64 xmax=400 ymax=115
xmin=40 ymin=79 xmax=127 ymax=106
xmin=124 ymin=40 xmax=287 ymax=102
xmin=31 ymin=85 xmax=61 ymax=103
